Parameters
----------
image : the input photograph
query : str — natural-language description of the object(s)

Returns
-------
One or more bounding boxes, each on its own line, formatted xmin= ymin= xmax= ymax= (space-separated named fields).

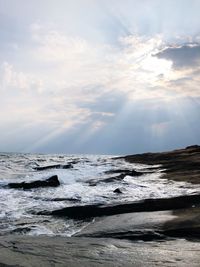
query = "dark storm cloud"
xmin=155 ymin=44 xmax=200 ymax=69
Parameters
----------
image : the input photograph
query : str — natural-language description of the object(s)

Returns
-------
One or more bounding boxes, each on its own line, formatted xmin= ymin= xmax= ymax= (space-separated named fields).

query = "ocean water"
xmin=0 ymin=152 xmax=199 ymax=237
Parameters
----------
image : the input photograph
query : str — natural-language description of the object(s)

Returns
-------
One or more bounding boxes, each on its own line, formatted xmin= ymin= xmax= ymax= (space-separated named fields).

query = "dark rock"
xmin=49 ymin=197 xmax=81 ymax=202
xmin=105 ymin=169 xmax=144 ymax=176
xmin=75 ymin=207 xmax=200 ymax=241
xmin=186 ymin=145 xmax=200 ymax=150
xmin=68 ymin=160 xmax=79 ymax=165
xmin=77 ymin=229 xmax=165 ymax=241
xmin=11 ymin=227 xmax=32 ymax=234
xmin=113 ymin=188 xmax=123 ymax=194
xmin=120 ymin=145 xmax=200 ymax=184
xmin=1 ymin=235 xmax=200 ymax=267
xmin=88 ymin=182 xmax=97 ymax=187
xmin=33 ymin=196 xmax=81 ymax=202
xmin=8 ymin=175 xmax=60 ymax=190
xmin=87 ymin=174 xmax=127 ymax=186
xmin=87 ymin=169 xmax=146 ymax=187
xmin=100 ymin=174 xmax=126 ymax=183
xmin=33 ymin=164 xmax=73 ymax=171
xmin=37 ymin=193 xmax=200 ymax=219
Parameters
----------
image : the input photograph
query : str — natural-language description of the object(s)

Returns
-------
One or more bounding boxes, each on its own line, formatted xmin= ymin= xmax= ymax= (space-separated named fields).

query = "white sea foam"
xmin=0 ymin=153 xmax=199 ymax=236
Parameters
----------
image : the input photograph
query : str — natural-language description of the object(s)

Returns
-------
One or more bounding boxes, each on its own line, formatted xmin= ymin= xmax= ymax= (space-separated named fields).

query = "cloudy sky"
xmin=0 ymin=0 xmax=199 ymax=154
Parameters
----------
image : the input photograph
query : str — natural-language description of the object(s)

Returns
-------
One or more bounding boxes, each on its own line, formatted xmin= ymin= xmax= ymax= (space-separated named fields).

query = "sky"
xmin=0 ymin=0 xmax=200 ymax=154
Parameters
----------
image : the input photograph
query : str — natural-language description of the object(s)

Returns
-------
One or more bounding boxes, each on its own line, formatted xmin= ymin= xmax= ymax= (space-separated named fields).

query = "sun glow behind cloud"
xmin=141 ymin=55 xmax=172 ymax=77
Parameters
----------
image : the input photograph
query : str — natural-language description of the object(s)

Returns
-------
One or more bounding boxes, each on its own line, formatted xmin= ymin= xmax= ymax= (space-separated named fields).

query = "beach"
xmin=0 ymin=145 xmax=200 ymax=266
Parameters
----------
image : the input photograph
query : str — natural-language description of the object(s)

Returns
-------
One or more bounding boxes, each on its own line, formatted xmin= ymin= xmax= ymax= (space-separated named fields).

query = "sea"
xmin=0 ymin=152 xmax=199 ymax=237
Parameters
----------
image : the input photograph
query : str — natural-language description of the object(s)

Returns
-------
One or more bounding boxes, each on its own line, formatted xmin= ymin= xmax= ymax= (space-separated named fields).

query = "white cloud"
xmin=1 ymin=22 xmax=200 ymax=151
xmin=0 ymin=62 xmax=43 ymax=92
xmin=2 ymin=26 xmax=200 ymax=106
xmin=14 ymin=25 xmax=198 ymax=101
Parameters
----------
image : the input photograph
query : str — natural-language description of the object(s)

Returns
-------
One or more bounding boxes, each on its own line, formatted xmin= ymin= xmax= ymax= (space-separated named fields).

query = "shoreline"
xmin=122 ymin=145 xmax=200 ymax=184
xmin=0 ymin=145 xmax=200 ymax=266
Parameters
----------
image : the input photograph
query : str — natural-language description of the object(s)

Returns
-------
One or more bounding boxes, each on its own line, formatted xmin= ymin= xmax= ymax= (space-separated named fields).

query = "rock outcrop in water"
xmin=38 ymin=193 xmax=200 ymax=219
xmin=105 ymin=169 xmax=144 ymax=176
xmin=87 ymin=174 xmax=145 ymax=187
xmin=86 ymin=169 xmax=147 ymax=186
xmin=33 ymin=164 xmax=73 ymax=171
xmin=87 ymin=174 xmax=126 ymax=186
xmin=8 ymin=175 xmax=60 ymax=189
xmin=113 ymin=188 xmax=123 ymax=194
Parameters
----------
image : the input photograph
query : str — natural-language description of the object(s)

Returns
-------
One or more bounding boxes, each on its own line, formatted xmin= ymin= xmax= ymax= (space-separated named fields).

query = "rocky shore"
xmin=0 ymin=236 xmax=200 ymax=267
xmin=0 ymin=145 xmax=200 ymax=266
xmin=122 ymin=145 xmax=200 ymax=184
